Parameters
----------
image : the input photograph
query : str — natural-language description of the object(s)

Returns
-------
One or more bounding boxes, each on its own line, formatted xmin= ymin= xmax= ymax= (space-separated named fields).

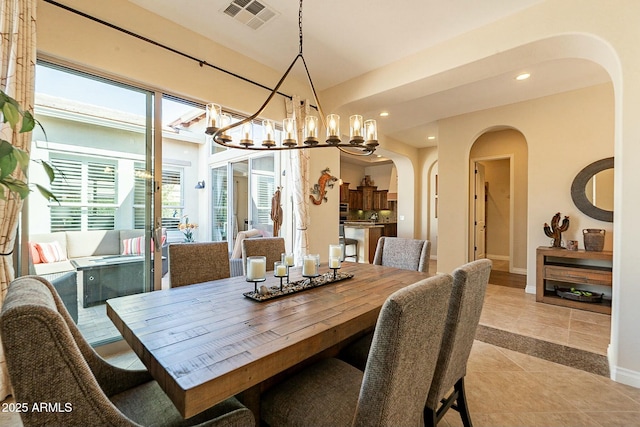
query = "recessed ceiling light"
xmin=427 ymin=136 xmax=436 ymax=140
xmin=379 ymin=112 xmax=389 ymax=117
xmin=516 ymin=73 xmax=530 ymax=81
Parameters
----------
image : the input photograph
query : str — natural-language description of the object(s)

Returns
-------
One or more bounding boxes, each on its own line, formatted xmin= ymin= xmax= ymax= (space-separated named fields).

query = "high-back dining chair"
xmin=0 ymin=275 xmax=255 ymax=427
xmin=241 ymin=237 xmax=285 ymax=274
xmin=373 ymin=236 xmax=431 ymax=273
xmin=169 ymin=242 xmax=231 ymax=287
xmin=260 ymin=274 xmax=453 ymax=427
xmin=339 ymin=236 xmax=432 ymax=369
xmin=424 ymin=258 xmax=492 ymax=427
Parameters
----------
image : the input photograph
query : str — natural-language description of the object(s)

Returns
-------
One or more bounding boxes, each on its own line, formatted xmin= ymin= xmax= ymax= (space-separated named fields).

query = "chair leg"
xmin=454 ymin=377 xmax=473 ymax=427
xmin=423 ymin=406 xmax=437 ymax=427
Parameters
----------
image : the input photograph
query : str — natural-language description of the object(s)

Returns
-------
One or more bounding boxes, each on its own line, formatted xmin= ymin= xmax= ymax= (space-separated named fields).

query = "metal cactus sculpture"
xmin=544 ymin=212 xmax=570 ymax=248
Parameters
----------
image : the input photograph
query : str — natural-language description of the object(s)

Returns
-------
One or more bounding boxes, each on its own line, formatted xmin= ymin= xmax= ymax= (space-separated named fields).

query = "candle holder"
xmin=329 ymin=244 xmax=343 ymax=263
xmin=246 ymin=256 xmax=267 ymax=292
xmin=302 ymin=254 xmax=320 ymax=281
xmin=274 ymin=261 xmax=288 ymax=291
xmin=282 ymin=252 xmax=295 ymax=283
xmin=329 ymin=256 xmax=341 ymax=280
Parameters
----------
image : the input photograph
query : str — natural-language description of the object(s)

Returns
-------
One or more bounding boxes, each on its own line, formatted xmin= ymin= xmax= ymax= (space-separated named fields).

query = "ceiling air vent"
xmin=221 ymin=0 xmax=278 ymax=30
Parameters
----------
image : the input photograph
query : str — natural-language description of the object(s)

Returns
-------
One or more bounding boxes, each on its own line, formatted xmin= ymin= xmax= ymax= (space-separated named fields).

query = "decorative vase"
xmin=583 ymin=229 xmax=605 ymax=252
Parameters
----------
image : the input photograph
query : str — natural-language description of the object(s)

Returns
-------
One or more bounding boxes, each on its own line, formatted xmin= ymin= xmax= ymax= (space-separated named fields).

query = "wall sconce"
xmin=195 ymin=180 xmax=205 ymax=189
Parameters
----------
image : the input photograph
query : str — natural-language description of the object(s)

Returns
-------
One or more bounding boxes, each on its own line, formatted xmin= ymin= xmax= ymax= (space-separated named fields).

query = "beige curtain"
xmin=286 ymin=96 xmax=310 ymax=265
xmin=0 ymin=0 xmax=37 ymax=400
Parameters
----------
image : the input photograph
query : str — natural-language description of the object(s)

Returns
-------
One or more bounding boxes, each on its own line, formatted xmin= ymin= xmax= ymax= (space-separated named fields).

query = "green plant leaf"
xmin=0 ymin=150 xmax=18 ymax=180
xmin=13 ymin=147 xmax=30 ymax=173
xmin=34 ymin=184 xmax=59 ymax=203
xmin=0 ymin=176 xmax=30 ymax=199
xmin=20 ymin=111 xmax=36 ymax=133
xmin=36 ymin=159 xmax=56 ymax=183
xmin=2 ymin=102 xmax=20 ymax=128
xmin=0 ymin=139 xmax=14 ymax=157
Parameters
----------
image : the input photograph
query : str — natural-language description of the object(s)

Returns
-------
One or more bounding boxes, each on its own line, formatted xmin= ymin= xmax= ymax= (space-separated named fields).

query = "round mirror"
xmin=571 ymin=157 xmax=614 ymax=222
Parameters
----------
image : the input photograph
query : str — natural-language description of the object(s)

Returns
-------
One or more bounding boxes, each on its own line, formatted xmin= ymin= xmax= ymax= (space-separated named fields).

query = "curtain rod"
xmin=43 ymin=0 xmax=293 ymax=101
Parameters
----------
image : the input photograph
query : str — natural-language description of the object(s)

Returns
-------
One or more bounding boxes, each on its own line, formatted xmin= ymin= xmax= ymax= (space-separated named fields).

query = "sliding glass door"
xmin=28 ymin=62 xmax=155 ymax=346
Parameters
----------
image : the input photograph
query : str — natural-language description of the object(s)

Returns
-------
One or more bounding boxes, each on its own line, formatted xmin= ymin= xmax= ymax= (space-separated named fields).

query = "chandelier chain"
xmin=298 ymin=0 xmax=304 ymax=55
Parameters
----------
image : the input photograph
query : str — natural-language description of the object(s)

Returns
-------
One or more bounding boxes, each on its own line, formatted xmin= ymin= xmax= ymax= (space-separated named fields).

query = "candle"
xmin=329 ymin=256 xmax=341 ymax=269
xmin=282 ymin=253 xmax=295 ymax=266
xmin=246 ymin=256 xmax=266 ymax=281
xmin=274 ymin=262 xmax=288 ymax=277
xmin=302 ymin=256 xmax=318 ymax=276
xmin=329 ymin=244 xmax=342 ymax=260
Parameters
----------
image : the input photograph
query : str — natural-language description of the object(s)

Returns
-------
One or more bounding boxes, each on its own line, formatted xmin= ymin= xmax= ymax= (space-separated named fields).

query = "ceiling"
xmin=127 ymin=0 xmax=611 ymax=154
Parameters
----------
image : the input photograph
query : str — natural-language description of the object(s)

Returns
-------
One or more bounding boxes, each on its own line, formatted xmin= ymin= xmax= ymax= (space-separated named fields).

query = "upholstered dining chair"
xmin=0 ymin=275 xmax=255 ymax=427
xmin=260 ymin=274 xmax=453 ymax=427
xmin=169 ymin=241 xmax=230 ymax=287
xmin=373 ymin=236 xmax=431 ymax=273
xmin=424 ymin=258 xmax=492 ymax=427
xmin=241 ymin=237 xmax=286 ymax=274
xmin=339 ymin=236 xmax=432 ymax=369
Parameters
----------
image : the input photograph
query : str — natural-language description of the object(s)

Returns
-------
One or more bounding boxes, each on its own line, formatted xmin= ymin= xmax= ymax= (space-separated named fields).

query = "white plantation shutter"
xmin=49 ymin=156 xmax=116 ymax=231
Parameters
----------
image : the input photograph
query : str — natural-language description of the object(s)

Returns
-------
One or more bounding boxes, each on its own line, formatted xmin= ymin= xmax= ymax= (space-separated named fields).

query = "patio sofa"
xmin=29 ymin=230 xmax=168 ymax=307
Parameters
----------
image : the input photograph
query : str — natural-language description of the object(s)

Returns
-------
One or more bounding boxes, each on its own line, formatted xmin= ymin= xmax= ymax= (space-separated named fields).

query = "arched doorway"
xmin=469 ymin=128 xmax=528 ymax=275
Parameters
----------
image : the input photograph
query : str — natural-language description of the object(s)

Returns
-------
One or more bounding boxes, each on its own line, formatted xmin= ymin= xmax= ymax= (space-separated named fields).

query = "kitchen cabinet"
xmin=536 ymin=246 xmax=612 ymax=314
xmin=349 ymin=189 xmax=363 ymax=210
xmin=382 ymin=223 xmax=397 ymax=237
xmin=373 ymin=190 xmax=388 ymax=210
xmin=340 ymin=183 xmax=350 ymax=203
xmin=357 ymin=185 xmax=376 ymax=210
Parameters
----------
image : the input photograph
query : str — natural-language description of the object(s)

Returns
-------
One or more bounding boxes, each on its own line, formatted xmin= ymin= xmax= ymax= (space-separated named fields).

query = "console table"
xmin=536 ymin=246 xmax=612 ymax=314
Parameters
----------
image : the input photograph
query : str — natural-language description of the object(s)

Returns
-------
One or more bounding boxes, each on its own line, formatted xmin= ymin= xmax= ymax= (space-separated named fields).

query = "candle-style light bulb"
xmin=240 ymin=122 xmax=253 ymax=147
xmin=304 ymin=116 xmax=319 ymax=145
xmin=349 ymin=115 xmax=364 ymax=144
xmin=326 ymin=114 xmax=340 ymax=144
xmin=262 ymin=119 xmax=275 ymax=147
xmin=283 ymin=118 xmax=297 ymax=147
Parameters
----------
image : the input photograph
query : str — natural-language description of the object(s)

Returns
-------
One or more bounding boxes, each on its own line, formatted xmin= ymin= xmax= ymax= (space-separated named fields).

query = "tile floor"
xmin=2 ymin=259 xmax=632 ymax=427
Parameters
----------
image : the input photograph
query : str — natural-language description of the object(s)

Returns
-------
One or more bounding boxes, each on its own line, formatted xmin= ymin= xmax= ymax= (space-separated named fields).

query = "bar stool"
xmin=339 ymin=224 xmax=358 ymax=261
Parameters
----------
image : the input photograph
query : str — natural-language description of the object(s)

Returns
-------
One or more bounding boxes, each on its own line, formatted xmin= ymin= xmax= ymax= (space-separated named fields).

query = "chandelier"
xmin=205 ymin=0 xmax=378 ymax=156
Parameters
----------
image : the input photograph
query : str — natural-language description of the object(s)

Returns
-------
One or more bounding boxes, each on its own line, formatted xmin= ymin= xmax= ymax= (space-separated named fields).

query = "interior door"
xmin=474 ymin=162 xmax=487 ymax=260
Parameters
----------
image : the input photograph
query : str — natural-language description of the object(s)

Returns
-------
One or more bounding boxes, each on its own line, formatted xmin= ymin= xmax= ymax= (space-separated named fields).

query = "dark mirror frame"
xmin=571 ymin=157 xmax=614 ymax=222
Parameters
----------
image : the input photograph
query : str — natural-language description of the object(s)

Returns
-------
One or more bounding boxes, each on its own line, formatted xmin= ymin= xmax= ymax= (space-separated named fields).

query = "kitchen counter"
xmin=343 ymin=221 xmax=384 ymax=229
xmin=343 ymin=223 xmax=384 ymax=263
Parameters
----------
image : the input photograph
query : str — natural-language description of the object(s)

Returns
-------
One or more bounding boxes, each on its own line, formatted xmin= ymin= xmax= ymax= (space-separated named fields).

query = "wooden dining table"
xmin=106 ymin=261 xmax=433 ymax=420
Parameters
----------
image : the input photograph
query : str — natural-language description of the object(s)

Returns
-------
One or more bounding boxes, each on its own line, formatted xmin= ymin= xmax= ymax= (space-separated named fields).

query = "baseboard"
xmin=487 ymin=254 xmax=509 ymax=261
xmin=608 ymin=346 xmax=640 ymax=388
xmin=525 ymin=284 xmax=536 ymax=294
xmin=511 ymin=267 xmax=527 ymax=275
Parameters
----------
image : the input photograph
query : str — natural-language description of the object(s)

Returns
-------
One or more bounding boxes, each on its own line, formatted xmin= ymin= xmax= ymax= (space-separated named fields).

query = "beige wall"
xmin=438 ymin=83 xmax=613 ymax=278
